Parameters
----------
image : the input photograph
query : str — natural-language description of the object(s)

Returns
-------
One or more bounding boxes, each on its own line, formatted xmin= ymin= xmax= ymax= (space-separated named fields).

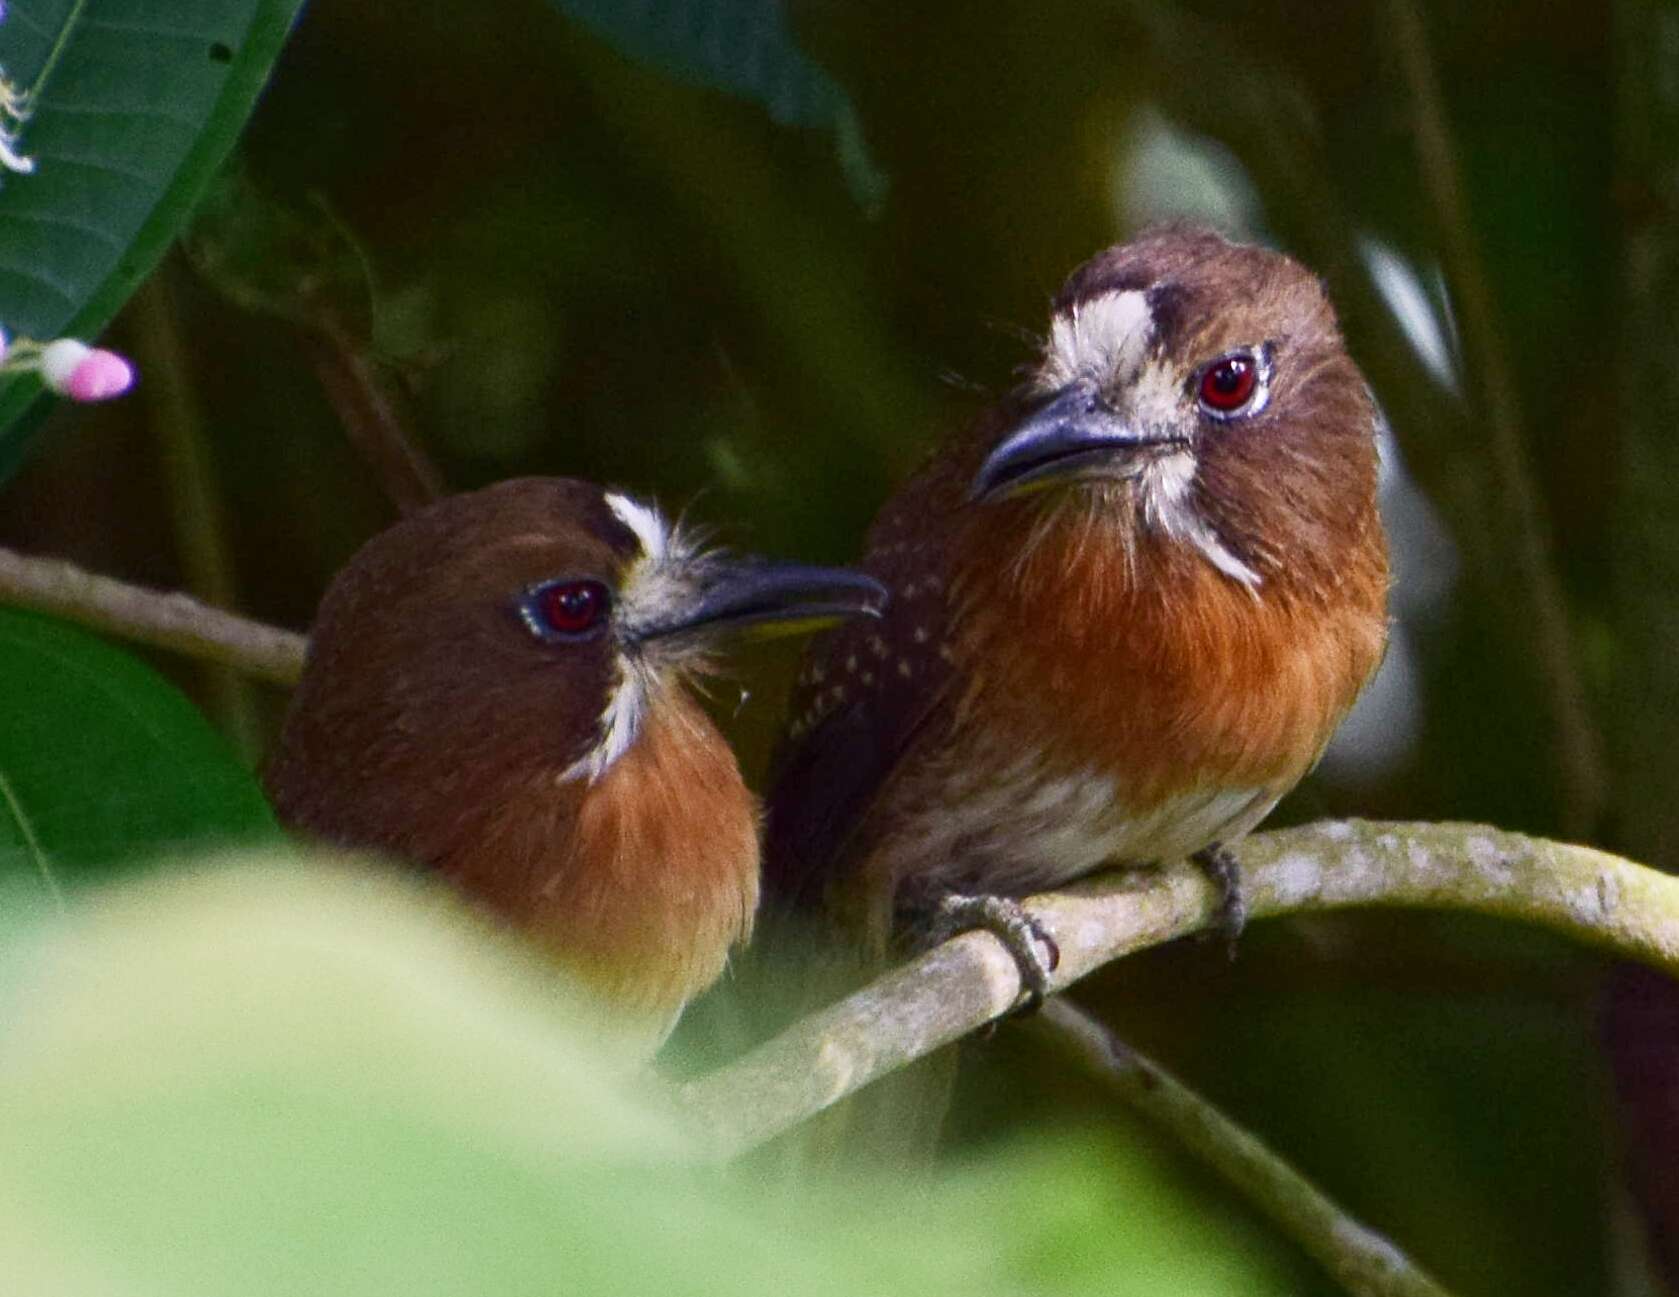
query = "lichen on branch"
xmin=673 ymin=819 xmax=1679 ymax=1158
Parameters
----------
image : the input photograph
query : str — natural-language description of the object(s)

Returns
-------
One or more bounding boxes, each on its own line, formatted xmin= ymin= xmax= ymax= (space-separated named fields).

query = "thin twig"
xmin=1033 ymin=998 xmax=1454 ymax=1297
xmin=673 ymin=819 xmax=1679 ymax=1157
xmin=0 ymin=545 xmax=306 ymax=685
xmin=1385 ymin=0 xmax=1606 ymax=835
xmin=308 ymin=311 xmax=446 ymax=516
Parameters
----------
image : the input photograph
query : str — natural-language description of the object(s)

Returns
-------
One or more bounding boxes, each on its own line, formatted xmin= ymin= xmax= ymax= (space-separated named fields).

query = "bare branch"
xmin=1033 ymin=998 xmax=1454 ymax=1297
xmin=674 ymin=819 xmax=1679 ymax=1157
xmin=0 ymin=545 xmax=306 ymax=685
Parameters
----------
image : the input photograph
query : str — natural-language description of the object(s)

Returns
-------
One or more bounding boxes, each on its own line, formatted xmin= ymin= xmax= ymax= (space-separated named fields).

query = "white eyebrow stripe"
xmin=605 ymin=491 xmax=670 ymax=560
xmin=1040 ymin=289 xmax=1156 ymax=391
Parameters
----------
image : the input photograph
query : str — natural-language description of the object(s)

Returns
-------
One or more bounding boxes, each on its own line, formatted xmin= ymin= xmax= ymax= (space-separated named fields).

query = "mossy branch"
xmin=673 ymin=821 xmax=1678 ymax=1296
xmin=674 ymin=820 xmax=1679 ymax=1156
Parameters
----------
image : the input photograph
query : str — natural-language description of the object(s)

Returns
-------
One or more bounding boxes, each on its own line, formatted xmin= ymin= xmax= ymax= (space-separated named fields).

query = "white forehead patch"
xmin=1034 ymin=291 xmax=1264 ymax=592
xmin=1039 ymin=289 xmax=1155 ymax=392
xmin=606 ymin=491 xmax=670 ymax=560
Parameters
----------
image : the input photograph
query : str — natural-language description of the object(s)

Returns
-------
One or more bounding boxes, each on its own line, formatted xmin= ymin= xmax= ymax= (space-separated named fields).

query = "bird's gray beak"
xmin=637 ymin=559 xmax=887 ymax=645
xmin=970 ymin=381 xmax=1187 ymax=503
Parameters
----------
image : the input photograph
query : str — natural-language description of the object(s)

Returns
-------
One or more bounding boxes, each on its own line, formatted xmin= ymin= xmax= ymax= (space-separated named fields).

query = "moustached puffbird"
xmin=266 ymin=477 xmax=886 ymax=1050
xmin=764 ymin=227 xmax=1389 ymax=1010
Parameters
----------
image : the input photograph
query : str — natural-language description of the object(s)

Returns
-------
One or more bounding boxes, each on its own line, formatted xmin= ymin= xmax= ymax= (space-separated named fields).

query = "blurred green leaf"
xmin=0 ymin=610 xmax=275 ymax=897
xmin=0 ymin=0 xmax=307 ymax=479
xmin=545 ymin=0 xmax=886 ymax=211
xmin=0 ymin=851 xmax=1309 ymax=1296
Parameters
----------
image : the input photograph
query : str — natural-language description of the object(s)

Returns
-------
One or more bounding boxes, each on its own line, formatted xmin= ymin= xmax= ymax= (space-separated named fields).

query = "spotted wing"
xmin=761 ymin=432 xmax=987 ymax=912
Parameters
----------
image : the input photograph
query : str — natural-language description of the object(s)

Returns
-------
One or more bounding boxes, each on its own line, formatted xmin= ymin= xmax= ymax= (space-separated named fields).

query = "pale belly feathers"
xmin=871 ymin=741 xmax=1277 ymax=900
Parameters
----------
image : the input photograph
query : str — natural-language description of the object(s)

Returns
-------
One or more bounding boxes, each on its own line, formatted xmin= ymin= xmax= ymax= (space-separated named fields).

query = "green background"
xmin=1 ymin=1 xmax=1671 ymax=1293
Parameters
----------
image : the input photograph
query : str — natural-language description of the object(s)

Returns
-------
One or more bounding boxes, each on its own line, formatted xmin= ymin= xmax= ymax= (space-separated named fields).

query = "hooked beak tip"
xmin=970 ymin=383 xmax=1185 ymax=502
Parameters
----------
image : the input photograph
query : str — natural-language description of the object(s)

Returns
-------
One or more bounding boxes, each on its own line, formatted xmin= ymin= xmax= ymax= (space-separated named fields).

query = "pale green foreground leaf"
xmin=0 ymin=850 xmax=1313 ymax=1296
xmin=0 ymin=610 xmax=275 ymax=896
xmin=0 ymin=0 xmax=307 ymax=476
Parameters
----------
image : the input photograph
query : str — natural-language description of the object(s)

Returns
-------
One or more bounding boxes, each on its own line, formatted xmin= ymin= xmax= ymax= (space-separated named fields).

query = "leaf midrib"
xmin=22 ymin=0 xmax=91 ymax=104
xmin=0 ymin=765 xmax=64 ymax=907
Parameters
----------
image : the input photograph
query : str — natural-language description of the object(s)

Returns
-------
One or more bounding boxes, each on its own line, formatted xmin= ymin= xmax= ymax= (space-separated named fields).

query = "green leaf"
xmin=547 ymin=0 xmax=886 ymax=212
xmin=0 ymin=0 xmax=307 ymax=480
xmin=0 ymin=854 xmax=1307 ymax=1296
xmin=0 ymin=610 xmax=275 ymax=896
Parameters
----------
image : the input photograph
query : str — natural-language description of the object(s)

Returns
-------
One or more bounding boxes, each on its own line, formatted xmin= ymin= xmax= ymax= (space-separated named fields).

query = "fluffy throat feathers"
xmin=561 ymin=493 xmax=707 ymax=785
xmin=1027 ymin=289 xmax=1261 ymax=592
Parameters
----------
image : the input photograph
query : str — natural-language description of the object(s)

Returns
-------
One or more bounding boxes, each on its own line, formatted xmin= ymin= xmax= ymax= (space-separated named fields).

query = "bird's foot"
xmin=1191 ymin=842 xmax=1247 ymax=958
xmin=911 ymin=890 xmax=1061 ymax=1015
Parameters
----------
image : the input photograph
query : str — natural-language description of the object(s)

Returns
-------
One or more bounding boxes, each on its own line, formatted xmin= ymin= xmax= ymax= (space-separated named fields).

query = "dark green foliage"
xmin=0 ymin=1 xmax=1660 ymax=1292
xmin=0 ymin=610 xmax=276 ymax=894
xmin=546 ymin=0 xmax=885 ymax=208
xmin=0 ymin=0 xmax=307 ymax=477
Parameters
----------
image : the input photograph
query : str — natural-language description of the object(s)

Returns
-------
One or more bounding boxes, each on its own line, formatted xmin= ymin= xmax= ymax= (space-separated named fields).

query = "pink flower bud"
xmin=39 ymin=338 xmax=135 ymax=402
xmin=66 ymin=348 xmax=135 ymax=402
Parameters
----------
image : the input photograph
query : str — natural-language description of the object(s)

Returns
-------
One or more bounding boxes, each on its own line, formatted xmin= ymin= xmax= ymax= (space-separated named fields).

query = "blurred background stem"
xmin=1606 ymin=1 xmax=1679 ymax=1291
xmin=1609 ymin=0 xmax=1679 ymax=869
xmin=307 ymin=311 xmax=447 ymax=516
xmin=1386 ymin=0 xmax=1606 ymax=839
xmin=131 ymin=264 xmax=265 ymax=763
xmin=1035 ymin=998 xmax=1455 ymax=1297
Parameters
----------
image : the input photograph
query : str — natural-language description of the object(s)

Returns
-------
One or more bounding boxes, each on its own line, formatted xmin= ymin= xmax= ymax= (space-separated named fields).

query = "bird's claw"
xmin=917 ymin=891 xmax=1060 ymax=1015
xmin=1191 ymin=843 xmax=1247 ymax=959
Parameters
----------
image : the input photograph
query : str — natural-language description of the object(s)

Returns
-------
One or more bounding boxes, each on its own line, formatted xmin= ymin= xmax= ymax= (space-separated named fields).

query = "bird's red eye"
xmin=1198 ymin=353 xmax=1260 ymax=415
xmin=521 ymin=579 xmax=611 ymax=641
